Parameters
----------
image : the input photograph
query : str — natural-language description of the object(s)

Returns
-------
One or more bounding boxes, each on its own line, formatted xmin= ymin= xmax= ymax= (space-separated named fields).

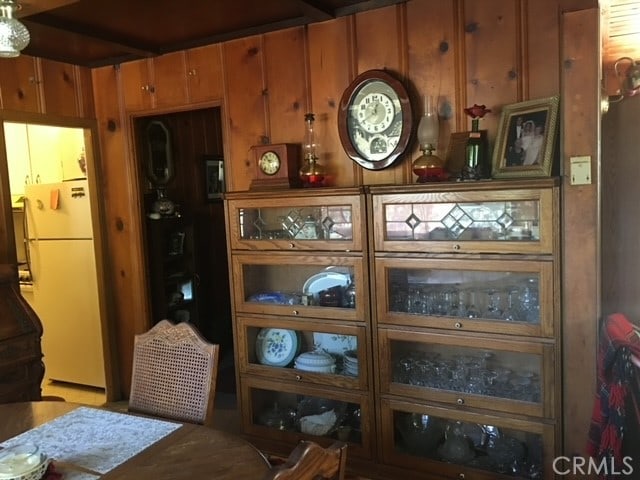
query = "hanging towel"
xmin=587 ymin=313 xmax=640 ymax=475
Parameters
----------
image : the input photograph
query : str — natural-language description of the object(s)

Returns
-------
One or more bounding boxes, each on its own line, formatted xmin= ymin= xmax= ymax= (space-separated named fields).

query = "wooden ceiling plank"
xmin=157 ymin=16 xmax=313 ymax=53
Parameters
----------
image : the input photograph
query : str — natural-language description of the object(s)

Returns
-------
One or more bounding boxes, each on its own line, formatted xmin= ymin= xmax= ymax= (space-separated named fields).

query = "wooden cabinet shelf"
xmin=145 ymin=216 xmax=199 ymax=326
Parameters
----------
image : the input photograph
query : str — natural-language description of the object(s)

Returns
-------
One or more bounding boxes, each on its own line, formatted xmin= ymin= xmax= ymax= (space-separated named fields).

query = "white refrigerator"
xmin=24 ymin=179 xmax=106 ymax=388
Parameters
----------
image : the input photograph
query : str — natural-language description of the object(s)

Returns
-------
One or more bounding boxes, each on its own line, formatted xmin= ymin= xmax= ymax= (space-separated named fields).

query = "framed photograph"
xmin=491 ymin=96 xmax=559 ymax=178
xmin=205 ymin=156 xmax=224 ymax=200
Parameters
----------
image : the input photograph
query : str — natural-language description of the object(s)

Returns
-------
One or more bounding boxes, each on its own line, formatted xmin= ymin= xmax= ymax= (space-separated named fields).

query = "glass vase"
xmin=461 ymin=118 xmax=489 ymax=180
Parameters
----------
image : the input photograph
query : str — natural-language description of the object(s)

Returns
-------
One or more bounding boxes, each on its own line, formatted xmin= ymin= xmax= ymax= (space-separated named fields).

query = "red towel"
xmin=586 ymin=313 xmax=640 ymax=472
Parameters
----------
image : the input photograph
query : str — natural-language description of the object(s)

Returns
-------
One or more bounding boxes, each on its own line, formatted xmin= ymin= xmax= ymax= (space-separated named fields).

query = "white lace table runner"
xmin=1 ymin=407 xmax=181 ymax=475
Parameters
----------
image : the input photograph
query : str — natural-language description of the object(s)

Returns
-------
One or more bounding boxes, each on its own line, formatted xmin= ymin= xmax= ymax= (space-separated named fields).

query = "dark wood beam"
xmin=17 ymin=0 xmax=79 ymax=18
xmin=334 ymin=0 xmax=408 ymax=17
xmin=23 ymin=13 xmax=159 ymax=57
xmin=295 ymin=0 xmax=335 ymax=21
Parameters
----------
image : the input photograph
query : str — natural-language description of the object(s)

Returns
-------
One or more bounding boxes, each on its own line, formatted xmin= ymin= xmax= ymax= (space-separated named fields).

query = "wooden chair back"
xmin=263 ymin=441 xmax=347 ymax=480
xmin=129 ymin=320 xmax=219 ymax=426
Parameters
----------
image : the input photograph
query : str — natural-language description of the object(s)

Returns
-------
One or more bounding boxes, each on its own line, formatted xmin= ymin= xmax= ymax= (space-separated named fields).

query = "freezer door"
xmin=25 ymin=180 xmax=93 ymax=240
xmin=29 ymin=238 xmax=105 ymax=388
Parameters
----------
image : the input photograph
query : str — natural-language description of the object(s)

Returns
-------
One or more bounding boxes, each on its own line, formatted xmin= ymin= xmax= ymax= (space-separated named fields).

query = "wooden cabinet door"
xmin=152 ymin=51 xmax=188 ymax=108
xmin=39 ymin=58 xmax=80 ymax=117
xmin=4 ymin=123 xmax=31 ymax=196
xmin=120 ymin=58 xmax=154 ymax=111
xmin=186 ymin=44 xmax=223 ymax=103
xmin=0 ymin=56 xmax=41 ymax=112
xmin=27 ymin=124 xmax=64 ymax=184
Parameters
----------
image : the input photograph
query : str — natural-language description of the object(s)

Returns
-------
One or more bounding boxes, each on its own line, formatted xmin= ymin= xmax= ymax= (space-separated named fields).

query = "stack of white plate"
xmin=343 ymin=350 xmax=358 ymax=376
xmin=294 ymin=350 xmax=336 ymax=373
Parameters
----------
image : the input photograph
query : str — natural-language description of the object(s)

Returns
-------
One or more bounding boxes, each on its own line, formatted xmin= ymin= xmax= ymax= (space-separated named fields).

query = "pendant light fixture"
xmin=0 ymin=0 xmax=29 ymax=58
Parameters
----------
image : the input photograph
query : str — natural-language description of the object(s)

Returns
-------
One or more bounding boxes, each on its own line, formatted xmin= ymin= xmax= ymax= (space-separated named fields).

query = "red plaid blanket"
xmin=586 ymin=313 xmax=640 ymax=473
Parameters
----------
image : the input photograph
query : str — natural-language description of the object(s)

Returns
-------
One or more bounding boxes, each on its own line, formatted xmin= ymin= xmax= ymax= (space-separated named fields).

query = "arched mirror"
xmin=145 ymin=120 xmax=174 ymax=186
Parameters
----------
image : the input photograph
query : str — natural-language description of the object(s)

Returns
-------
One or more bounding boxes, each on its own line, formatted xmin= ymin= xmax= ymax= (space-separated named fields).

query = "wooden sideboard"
xmin=0 ymin=264 xmax=44 ymax=403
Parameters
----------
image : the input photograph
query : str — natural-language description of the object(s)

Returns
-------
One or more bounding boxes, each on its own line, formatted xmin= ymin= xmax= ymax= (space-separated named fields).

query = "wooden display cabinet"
xmin=225 ymin=180 xmax=560 ymax=479
xmin=369 ymin=179 xmax=561 ymax=480
xmin=225 ymin=187 xmax=372 ymax=465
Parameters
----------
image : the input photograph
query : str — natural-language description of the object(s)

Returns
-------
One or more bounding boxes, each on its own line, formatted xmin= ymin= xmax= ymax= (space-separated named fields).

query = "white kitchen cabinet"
xmin=4 ymin=122 xmax=86 ymax=202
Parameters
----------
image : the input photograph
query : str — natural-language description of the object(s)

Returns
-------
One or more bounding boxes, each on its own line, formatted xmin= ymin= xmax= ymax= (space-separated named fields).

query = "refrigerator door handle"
xmin=22 ymin=198 xmax=34 ymax=283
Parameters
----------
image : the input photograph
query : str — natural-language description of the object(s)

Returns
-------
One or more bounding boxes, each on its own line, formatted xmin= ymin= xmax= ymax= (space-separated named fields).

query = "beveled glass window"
xmin=238 ymin=205 xmax=353 ymax=241
xmin=383 ymin=200 xmax=539 ymax=242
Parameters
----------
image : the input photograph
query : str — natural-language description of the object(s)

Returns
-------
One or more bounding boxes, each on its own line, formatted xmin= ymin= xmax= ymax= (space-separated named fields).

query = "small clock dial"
xmin=259 ymin=151 xmax=281 ymax=175
xmin=356 ymin=92 xmax=395 ymax=134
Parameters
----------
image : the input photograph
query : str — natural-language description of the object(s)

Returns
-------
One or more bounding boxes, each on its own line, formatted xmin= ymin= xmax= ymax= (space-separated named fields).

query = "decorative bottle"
xmin=461 ymin=104 xmax=491 ymax=181
xmin=299 ymin=113 xmax=326 ymax=187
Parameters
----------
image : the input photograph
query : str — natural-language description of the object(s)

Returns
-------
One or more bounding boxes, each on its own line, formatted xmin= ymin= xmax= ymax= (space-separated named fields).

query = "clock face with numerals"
xmin=355 ymin=92 xmax=395 ymax=134
xmin=258 ymin=151 xmax=281 ymax=175
xmin=250 ymin=144 xmax=301 ymax=190
xmin=338 ymin=70 xmax=413 ymax=170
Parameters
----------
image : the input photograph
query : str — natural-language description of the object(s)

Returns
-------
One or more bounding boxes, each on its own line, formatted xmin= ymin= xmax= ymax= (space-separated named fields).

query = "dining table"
xmin=0 ymin=401 xmax=271 ymax=479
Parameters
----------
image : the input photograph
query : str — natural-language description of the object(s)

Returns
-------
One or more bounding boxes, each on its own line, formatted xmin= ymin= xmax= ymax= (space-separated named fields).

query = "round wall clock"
xmin=338 ymin=69 xmax=413 ymax=170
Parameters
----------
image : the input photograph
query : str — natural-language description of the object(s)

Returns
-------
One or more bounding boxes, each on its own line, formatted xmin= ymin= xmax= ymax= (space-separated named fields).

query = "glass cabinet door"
xmin=237 ymin=316 xmax=368 ymax=390
xmin=381 ymin=399 xmax=555 ymax=479
xmin=240 ymin=377 xmax=373 ymax=458
xmin=226 ymin=192 xmax=364 ymax=251
xmin=370 ymin=186 xmax=556 ymax=254
xmin=231 ymin=254 xmax=366 ymax=321
xmin=374 ymin=257 xmax=555 ymax=338
xmin=378 ymin=329 xmax=556 ymax=419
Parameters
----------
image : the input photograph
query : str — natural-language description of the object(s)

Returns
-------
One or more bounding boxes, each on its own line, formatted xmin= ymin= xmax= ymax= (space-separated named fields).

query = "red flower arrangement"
xmin=464 ymin=104 xmax=491 ymax=119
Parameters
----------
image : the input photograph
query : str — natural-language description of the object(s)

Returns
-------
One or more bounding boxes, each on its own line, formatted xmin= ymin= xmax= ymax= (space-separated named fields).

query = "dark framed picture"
xmin=491 ymin=96 xmax=559 ymax=178
xmin=205 ymin=156 xmax=224 ymax=200
xmin=168 ymin=231 xmax=185 ymax=255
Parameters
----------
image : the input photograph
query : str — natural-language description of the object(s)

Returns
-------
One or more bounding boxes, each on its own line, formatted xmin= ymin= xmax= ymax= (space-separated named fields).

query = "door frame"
xmin=0 ymin=110 xmax=119 ymax=400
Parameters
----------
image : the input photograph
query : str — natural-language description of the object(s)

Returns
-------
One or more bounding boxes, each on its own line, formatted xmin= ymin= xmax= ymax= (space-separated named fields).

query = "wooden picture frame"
xmin=491 ymin=96 xmax=559 ymax=178
xmin=205 ymin=156 xmax=224 ymax=200
xmin=445 ymin=131 xmax=472 ymax=179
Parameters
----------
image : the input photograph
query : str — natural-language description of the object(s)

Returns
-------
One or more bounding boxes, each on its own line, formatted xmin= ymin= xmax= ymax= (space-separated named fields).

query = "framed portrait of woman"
xmin=491 ymin=96 xmax=559 ymax=178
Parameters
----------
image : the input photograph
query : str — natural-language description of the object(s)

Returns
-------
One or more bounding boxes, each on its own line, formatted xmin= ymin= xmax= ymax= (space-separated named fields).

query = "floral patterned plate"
xmin=256 ymin=328 xmax=299 ymax=367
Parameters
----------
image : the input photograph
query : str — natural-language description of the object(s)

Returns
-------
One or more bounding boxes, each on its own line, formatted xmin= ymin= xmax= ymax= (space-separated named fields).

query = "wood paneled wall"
xmin=222 ymin=1 xmax=560 ymax=192
xmin=87 ymin=0 xmax=601 ymax=457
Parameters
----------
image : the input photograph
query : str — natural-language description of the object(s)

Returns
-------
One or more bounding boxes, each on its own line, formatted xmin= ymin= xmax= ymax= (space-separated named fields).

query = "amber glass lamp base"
xmin=413 ymin=153 xmax=446 ymax=183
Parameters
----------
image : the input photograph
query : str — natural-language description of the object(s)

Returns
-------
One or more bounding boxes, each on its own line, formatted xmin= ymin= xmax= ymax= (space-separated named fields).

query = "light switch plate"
xmin=570 ymin=156 xmax=591 ymax=185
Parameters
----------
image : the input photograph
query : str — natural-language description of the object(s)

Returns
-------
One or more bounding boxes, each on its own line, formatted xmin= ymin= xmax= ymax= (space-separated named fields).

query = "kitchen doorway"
xmin=0 ymin=112 xmax=115 ymax=400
